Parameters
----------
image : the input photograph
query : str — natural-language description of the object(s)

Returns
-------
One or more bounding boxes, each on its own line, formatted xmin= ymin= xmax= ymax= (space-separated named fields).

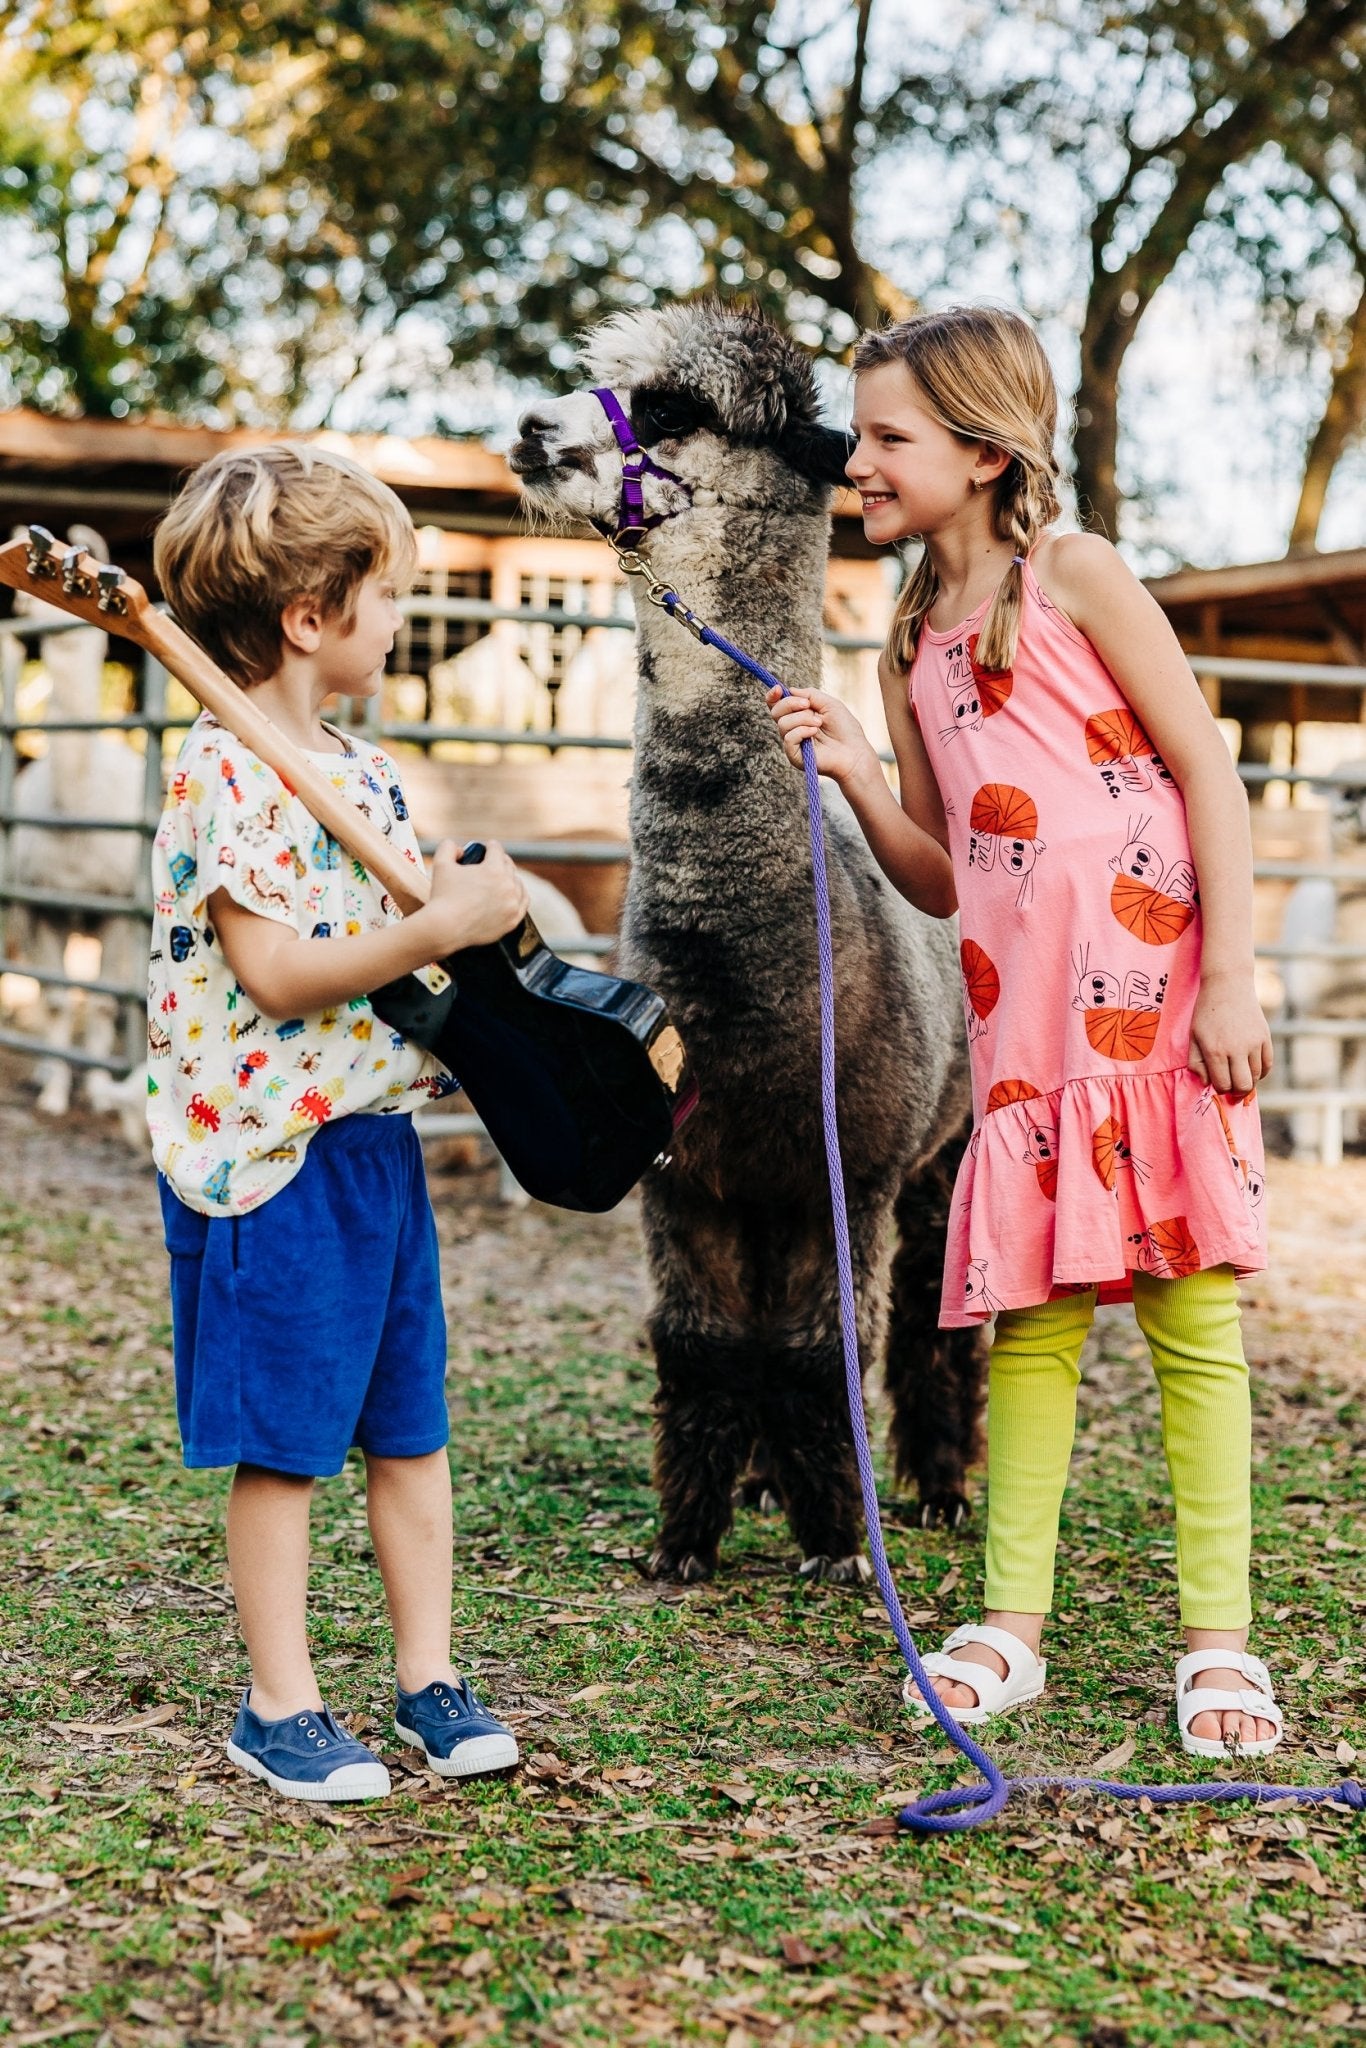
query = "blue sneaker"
xmin=394 ymin=1677 xmax=520 ymax=1777
xmin=225 ymin=1693 xmax=391 ymax=1802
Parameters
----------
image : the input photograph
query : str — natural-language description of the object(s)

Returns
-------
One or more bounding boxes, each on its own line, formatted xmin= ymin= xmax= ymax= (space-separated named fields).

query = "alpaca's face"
xmin=508 ymin=307 xmax=852 ymax=535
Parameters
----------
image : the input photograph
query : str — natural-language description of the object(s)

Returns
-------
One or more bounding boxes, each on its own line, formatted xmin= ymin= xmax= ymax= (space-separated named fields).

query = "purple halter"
xmin=590 ymin=387 xmax=694 ymax=546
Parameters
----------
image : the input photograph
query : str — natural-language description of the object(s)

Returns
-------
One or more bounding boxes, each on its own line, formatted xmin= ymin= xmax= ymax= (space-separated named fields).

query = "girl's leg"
xmin=912 ymin=1292 xmax=1094 ymax=1707
xmin=1133 ymin=1266 xmax=1272 ymax=1745
xmin=226 ymin=1464 xmax=321 ymax=1719
xmin=364 ymin=1449 xmax=460 ymax=1693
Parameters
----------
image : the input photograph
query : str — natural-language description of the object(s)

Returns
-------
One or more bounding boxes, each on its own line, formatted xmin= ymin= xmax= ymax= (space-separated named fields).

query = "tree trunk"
xmin=1289 ymin=281 xmax=1366 ymax=553
xmin=1071 ymin=0 xmax=1366 ymax=541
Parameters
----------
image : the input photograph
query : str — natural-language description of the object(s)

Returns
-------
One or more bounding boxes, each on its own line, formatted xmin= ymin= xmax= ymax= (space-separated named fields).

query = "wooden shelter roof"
xmin=1146 ymin=548 xmax=1366 ymax=667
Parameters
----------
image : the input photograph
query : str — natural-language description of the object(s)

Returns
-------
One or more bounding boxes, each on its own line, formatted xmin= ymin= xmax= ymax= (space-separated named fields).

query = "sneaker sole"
xmin=393 ymin=1720 xmax=520 ymax=1777
xmin=225 ymin=1739 xmax=391 ymax=1802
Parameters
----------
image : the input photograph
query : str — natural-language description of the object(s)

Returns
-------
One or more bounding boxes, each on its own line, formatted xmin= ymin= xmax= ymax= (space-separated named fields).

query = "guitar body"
xmin=368 ymin=913 xmax=698 ymax=1212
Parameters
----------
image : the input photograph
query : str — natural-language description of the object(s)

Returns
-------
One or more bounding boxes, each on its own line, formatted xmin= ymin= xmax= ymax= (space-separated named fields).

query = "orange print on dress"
xmin=1108 ymin=816 xmax=1198 ymax=946
xmin=1129 ymin=1216 xmax=1202 ymax=1278
xmin=968 ymin=784 xmax=1046 ymax=907
xmin=960 ymin=938 xmax=1000 ymax=1044
xmin=1071 ymin=945 xmax=1166 ymax=1062
xmin=1196 ymin=1085 xmax=1263 ymax=1204
xmin=985 ymin=1078 xmax=1041 ymax=1115
xmin=967 ymin=634 xmax=1014 ymax=715
xmin=1091 ymin=1114 xmax=1150 ymax=1191
xmin=1084 ymin=708 xmax=1176 ymax=802
xmin=1016 ymin=1103 xmax=1060 ymax=1201
xmin=938 ymin=636 xmax=1013 ymax=744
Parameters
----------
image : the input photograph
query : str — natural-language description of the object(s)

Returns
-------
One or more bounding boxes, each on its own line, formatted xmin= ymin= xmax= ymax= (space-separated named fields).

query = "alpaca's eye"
xmin=632 ymin=389 xmax=706 ymax=443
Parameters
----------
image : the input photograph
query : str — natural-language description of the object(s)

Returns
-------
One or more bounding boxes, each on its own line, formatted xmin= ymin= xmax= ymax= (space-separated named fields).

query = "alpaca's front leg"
xmin=757 ymin=1341 xmax=870 ymax=1583
xmin=759 ymin=1199 xmax=891 ymax=1582
xmin=648 ymin=1323 xmax=757 ymax=1582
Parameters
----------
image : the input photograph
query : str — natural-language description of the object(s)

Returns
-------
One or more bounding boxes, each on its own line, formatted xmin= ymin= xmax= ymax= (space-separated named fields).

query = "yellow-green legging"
xmin=984 ymin=1265 xmax=1251 ymax=1630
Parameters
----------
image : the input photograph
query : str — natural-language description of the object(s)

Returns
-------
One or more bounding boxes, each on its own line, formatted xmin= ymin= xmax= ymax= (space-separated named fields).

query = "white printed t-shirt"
xmin=149 ymin=712 xmax=453 ymax=1215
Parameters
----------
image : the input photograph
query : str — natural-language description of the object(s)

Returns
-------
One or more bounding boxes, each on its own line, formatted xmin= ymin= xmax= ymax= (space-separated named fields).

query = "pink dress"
xmin=910 ymin=560 xmax=1267 ymax=1328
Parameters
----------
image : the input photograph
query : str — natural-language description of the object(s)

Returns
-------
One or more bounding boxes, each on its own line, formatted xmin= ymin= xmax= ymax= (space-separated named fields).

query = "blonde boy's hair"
xmin=152 ymin=443 xmax=417 ymax=685
xmin=853 ymin=306 xmax=1062 ymax=674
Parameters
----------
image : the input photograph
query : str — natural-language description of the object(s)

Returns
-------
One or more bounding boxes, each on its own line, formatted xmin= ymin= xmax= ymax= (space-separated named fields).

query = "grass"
xmin=1 ymin=1163 xmax=1364 ymax=2048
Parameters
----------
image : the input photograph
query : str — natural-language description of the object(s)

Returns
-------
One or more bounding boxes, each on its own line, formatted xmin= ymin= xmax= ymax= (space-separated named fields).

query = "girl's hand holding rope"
xmin=766 ymin=685 xmax=881 ymax=789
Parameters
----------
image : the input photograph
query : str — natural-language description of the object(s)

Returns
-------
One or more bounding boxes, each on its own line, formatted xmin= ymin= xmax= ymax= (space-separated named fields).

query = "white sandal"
xmin=902 ymin=1624 xmax=1047 ymax=1724
xmin=1175 ymin=1649 xmax=1284 ymax=1759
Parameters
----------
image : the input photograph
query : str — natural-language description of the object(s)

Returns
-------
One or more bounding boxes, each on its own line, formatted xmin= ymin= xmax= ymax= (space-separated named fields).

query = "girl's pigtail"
xmin=974 ymin=458 xmax=1061 ymax=674
xmin=887 ymin=546 xmax=937 ymax=671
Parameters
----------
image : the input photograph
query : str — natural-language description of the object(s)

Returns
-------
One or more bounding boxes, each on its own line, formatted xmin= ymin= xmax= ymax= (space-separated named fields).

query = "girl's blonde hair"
xmin=153 ymin=443 xmax=417 ymax=685
xmin=852 ymin=306 xmax=1061 ymax=673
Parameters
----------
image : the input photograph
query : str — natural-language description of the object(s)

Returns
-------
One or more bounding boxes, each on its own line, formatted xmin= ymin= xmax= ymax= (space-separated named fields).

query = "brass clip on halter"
xmin=611 ymin=541 xmax=710 ymax=644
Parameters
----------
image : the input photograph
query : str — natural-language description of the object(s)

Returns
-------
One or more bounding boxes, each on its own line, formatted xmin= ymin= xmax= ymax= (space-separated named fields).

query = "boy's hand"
xmin=420 ymin=839 xmax=529 ymax=955
xmin=1189 ymin=969 xmax=1274 ymax=1095
xmin=766 ymin=685 xmax=880 ymax=788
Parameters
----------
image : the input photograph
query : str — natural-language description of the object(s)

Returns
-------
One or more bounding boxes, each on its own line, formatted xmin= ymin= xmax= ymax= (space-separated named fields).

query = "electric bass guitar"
xmin=0 ymin=526 xmax=697 ymax=1211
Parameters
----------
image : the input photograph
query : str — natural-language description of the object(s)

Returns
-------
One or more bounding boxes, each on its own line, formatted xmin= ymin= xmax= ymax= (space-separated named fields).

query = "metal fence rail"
xmin=4 ymin=599 xmax=1366 ymax=1165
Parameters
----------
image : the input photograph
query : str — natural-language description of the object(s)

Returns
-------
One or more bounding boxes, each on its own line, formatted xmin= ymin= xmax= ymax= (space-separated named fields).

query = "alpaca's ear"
xmin=777 ymin=420 xmax=855 ymax=488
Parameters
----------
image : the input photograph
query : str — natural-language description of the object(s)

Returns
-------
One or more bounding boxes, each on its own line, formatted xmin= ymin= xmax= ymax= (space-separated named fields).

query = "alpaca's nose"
xmin=508 ymin=412 xmax=557 ymax=474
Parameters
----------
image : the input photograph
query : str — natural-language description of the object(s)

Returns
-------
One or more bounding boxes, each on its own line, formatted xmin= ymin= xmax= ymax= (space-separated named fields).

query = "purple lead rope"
xmin=658 ymin=590 xmax=1364 ymax=1835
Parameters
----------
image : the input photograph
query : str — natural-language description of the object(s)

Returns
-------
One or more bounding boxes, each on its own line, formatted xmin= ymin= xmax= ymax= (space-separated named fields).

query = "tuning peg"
xmin=96 ymin=564 xmax=127 ymax=615
xmin=62 ymin=551 xmax=96 ymax=598
xmin=25 ymin=524 xmax=59 ymax=578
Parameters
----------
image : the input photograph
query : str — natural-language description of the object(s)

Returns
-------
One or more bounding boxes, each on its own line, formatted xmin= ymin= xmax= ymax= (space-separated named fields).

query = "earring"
xmin=971 ymin=478 xmax=984 ymax=492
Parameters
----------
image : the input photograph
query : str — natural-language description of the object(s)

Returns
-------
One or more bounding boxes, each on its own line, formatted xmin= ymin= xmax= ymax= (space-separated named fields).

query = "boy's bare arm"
xmin=210 ymin=839 xmax=529 ymax=1018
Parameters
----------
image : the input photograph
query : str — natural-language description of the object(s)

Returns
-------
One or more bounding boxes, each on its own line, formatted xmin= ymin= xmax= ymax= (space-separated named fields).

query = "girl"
xmin=768 ymin=306 xmax=1282 ymax=1757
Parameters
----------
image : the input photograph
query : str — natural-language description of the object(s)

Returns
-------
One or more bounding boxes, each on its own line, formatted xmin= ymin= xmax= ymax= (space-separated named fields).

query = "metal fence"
xmin=3 ymin=596 xmax=1366 ymax=1162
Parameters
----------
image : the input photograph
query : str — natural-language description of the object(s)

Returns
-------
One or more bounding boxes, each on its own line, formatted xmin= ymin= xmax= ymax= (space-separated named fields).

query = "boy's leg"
xmin=364 ymin=1449 xmax=459 ymax=1691
xmin=226 ymin=1464 xmax=323 ymax=1718
xmin=1133 ymin=1266 xmax=1272 ymax=1746
xmin=911 ymin=1292 xmax=1093 ymax=1707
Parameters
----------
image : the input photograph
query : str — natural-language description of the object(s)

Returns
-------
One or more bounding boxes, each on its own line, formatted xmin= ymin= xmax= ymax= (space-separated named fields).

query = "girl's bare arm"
xmin=766 ymin=662 xmax=956 ymax=917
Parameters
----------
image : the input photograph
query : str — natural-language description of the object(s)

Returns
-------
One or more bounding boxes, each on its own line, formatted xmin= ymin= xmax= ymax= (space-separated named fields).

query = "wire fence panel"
xmin=3 ymin=601 xmax=1366 ymax=1164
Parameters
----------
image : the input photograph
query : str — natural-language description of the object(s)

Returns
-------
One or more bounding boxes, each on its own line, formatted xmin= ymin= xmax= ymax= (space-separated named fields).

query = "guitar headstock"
xmin=0 ymin=525 xmax=151 ymax=637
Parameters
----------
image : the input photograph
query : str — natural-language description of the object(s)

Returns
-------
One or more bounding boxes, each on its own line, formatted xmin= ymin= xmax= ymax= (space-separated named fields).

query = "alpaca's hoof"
xmin=646 ymin=1544 xmax=715 ymax=1584
xmin=918 ymin=1492 xmax=972 ymax=1530
xmin=798 ymin=1552 xmax=872 ymax=1585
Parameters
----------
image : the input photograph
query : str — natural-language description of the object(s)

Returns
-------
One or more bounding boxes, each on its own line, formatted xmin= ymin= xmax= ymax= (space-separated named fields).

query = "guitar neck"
xmin=138 ymin=608 xmax=429 ymax=918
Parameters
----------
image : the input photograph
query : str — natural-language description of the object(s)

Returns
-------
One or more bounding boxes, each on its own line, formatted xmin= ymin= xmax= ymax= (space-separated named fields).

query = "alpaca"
xmin=511 ymin=304 xmax=987 ymax=1581
xmin=5 ymin=527 xmax=145 ymax=1115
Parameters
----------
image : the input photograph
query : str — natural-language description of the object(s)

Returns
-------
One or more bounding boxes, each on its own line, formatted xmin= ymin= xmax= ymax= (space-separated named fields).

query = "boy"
xmin=150 ymin=443 xmax=529 ymax=1800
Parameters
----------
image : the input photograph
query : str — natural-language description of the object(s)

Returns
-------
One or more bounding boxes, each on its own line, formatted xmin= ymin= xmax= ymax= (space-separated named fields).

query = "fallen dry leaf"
xmin=289 ymin=1925 xmax=340 ymax=1952
xmin=460 ymin=1946 xmax=494 ymax=1979
xmin=1091 ymin=1735 xmax=1137 ymax=1774
xmin=779 ymin=1933 xmax=820 ymax=1968
xmin=955 ymin=1953 xmax=1031 ymax=1976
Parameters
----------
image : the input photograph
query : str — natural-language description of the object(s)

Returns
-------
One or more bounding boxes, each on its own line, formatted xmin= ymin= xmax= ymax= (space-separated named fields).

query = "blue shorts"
xmin=159 ymin=1113 xmax=450 ymax=1477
